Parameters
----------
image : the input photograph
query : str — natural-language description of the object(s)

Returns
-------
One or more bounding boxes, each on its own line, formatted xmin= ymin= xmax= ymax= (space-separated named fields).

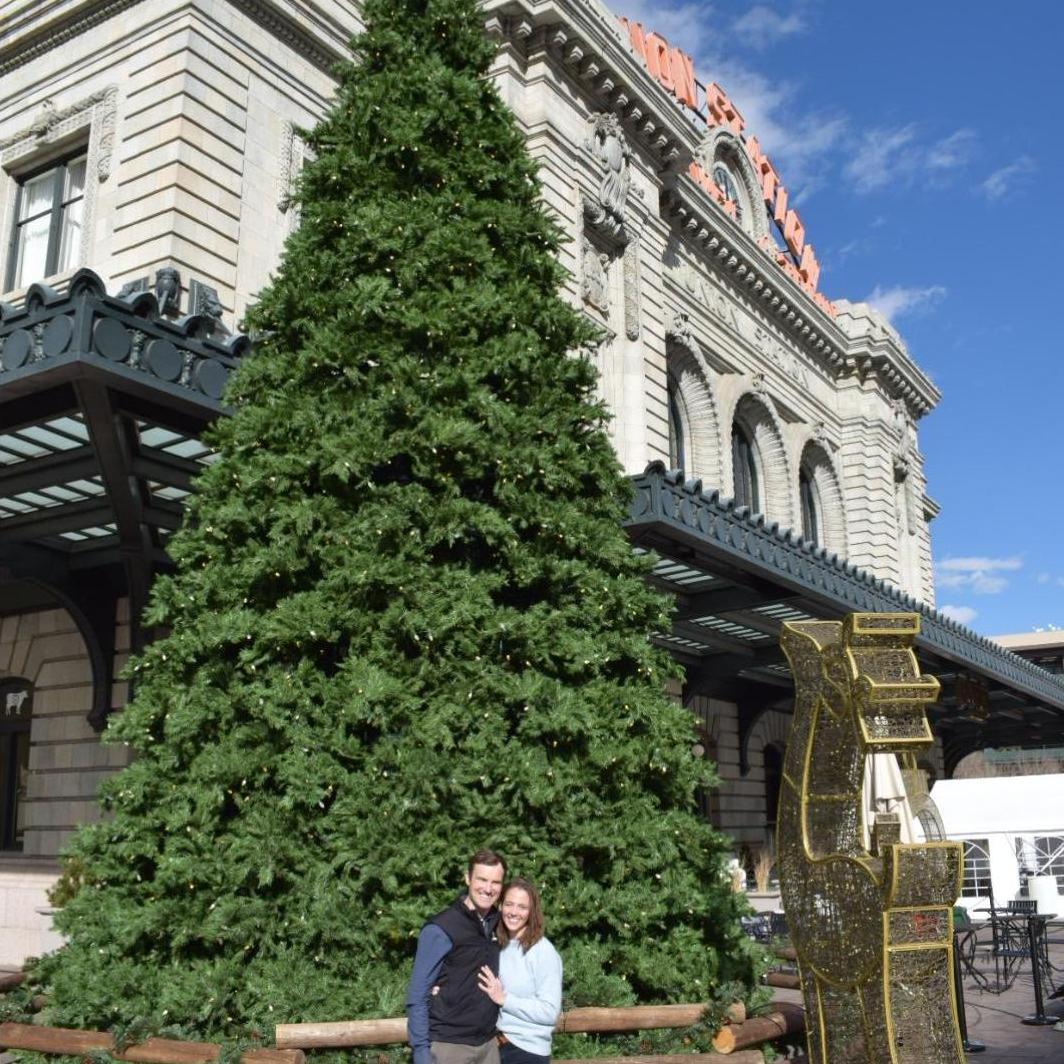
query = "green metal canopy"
xmin=0 ymin=269 xmax=247 ymax=727
xmin=623 ymin=464 xmax=1064 ymax=775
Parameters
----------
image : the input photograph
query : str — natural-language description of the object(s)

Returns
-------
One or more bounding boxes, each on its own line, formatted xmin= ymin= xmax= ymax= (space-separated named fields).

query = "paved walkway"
xmin=780 ymin=937 xmax=1064 ymax=1062
xmin=954 ymin=935 xmax=1064 ymax=1062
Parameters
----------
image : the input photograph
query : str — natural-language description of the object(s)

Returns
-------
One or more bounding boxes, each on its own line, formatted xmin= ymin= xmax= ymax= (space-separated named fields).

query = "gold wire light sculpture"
xmin=778 ymin=613 xmax=965 ymax=1063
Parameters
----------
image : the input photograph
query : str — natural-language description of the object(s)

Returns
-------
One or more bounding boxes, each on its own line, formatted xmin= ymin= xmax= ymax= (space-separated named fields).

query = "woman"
xmin=477 ymin=877 xmax=562 ymax=1064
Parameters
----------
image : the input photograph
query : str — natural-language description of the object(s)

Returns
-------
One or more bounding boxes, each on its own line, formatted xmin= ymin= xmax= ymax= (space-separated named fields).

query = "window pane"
xmin=17 ymin=170 xmax=55 ymax=222
xmin=57 ymin=196 xmax=84 ymax=273
xmin=800 ymin=471 xmax=819 ymax=545
xmin=64 ymin=156 xmax=87 ymax=200
xmin=14 ymin=211 xmax=51 ymax=288
xmin=961 ymin=838 xmax=991 ymax=898
xmin=667 ymin=382 xmax=685 ymax=472
xmin=732 ymin=426 xmax=760 ymax=511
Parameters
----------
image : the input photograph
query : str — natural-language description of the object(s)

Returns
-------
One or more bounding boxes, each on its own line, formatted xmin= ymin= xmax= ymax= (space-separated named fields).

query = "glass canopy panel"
xmin=754 ymin=603 xmax=816 ymax=623
xmin=9 ymin=491 xmax=65 ymax=509
xmin=691 ymin=616 xmax=771 ymax=642
xmin=0 ymin=497 xmax=34 ymax=515
xmin=652 ymin=632 xmax=717 ymax=653
xmin=0 ymin=435 xmax=49 ymax=461
xmin=149 ymin=484 xmax=190 ymax=501
xmin=18 ymin=424 xmax=84 ymax=451
xmin=46 ymin=417 xmax=90 ymax=442
xmin=138 ymin=424 xmax=215 ymax=464
xmin=65 ymin=478 xmax=106 ymax=496
xmin=0 ymin=416 xmax=88 ymax=465
xmin=650 ymin=559 xmax=718 ymax=589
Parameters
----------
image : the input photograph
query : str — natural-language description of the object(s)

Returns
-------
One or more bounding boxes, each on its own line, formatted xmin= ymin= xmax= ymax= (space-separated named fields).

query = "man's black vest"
xmin=428 ymin=897 xmax=501 ymax=1044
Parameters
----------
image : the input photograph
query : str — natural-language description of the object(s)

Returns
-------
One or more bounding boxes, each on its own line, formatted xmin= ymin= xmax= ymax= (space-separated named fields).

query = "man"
xmin=406 ymin=849 xmax=507 ymax=1064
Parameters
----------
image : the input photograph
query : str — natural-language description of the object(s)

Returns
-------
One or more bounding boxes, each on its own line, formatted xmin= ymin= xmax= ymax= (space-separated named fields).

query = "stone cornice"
xmin=485 ymin=0 xmax=696 ymax=169
xmin=660 ymin=181 xmax=847 ymax=380
xmin=833 ymin=299 xmax=940 ymax=415
xmin=660 ymin=181 xmax=939 ymax=418
xmin=0 ymin=0 xmax=142 ymax=77
xmin=227 ymin=0 xmax=344 ymax=72
xmin=626 ymin=464 xmax=1064 ymax=711
xmin=0 ymin=0 xmax=345 ymax=78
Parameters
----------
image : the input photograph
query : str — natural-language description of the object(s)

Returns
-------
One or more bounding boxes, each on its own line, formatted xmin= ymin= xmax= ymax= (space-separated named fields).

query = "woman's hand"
xmin=477 ymin=965 xmax=506 ymax=1006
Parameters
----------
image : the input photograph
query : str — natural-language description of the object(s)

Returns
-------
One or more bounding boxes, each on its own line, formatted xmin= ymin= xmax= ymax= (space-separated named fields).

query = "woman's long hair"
xmin=496 ymin=877 xmax=544 ymax=952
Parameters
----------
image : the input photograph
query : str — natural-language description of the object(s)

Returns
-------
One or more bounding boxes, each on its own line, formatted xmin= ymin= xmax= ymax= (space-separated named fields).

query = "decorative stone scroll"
xmin=778 ymin=612 xmax=964 ymax=1064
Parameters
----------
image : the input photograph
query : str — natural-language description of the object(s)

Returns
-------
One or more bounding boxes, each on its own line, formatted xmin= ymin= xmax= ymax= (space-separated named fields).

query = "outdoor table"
xmin=968 ymin=908 xmax=1058 ymax=1010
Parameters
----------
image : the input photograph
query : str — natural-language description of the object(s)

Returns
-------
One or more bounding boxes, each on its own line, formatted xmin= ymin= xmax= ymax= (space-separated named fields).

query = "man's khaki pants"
xmin=430 ymin=1040 xmax=499 ymax=1064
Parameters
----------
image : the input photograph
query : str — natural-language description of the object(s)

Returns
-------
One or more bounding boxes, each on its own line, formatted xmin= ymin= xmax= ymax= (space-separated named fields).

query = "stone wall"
xmin=0 ymin=603 xmax=132 ymax=963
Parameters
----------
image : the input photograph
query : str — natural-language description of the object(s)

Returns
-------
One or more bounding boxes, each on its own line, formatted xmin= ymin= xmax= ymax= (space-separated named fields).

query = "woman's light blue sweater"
xmin=498 ymin=937 xmax=563 ymax=1057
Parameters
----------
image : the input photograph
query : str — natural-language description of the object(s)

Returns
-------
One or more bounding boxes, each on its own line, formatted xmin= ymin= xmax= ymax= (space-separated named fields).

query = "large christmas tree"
xmin=36 ymin=0 xmax=757 ymax=1043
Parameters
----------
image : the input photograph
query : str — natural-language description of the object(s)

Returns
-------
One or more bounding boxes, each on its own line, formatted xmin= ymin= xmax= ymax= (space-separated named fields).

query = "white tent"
xmin=929 ymin=774 xmax=1064 ymax=911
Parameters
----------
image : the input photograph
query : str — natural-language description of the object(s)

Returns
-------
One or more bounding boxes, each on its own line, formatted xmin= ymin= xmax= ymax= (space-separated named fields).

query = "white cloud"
xmin=731 ymin=6 xmax=806 ymax=50
xmin=1037 ymin=572 xmax=1051 ymax=584
xmin=865 ymin=284 xmax=947 ymax=322
xmin=926 ymin=128 xmax=977 ymax=171
xmin=935 ymin=556 xmax=1022 ymax=595
xmin=844 ymin=125 xmax=918 ymax=192
xmin=938 ymin=556 xmax=1023 ymax=572
xmin=980 ymin=155 xmax=1037 ymax=201
xmin=845 ymin=126 xmax=975 ymax=194
xmin=939 ymin=605 xmax=978 ymax=625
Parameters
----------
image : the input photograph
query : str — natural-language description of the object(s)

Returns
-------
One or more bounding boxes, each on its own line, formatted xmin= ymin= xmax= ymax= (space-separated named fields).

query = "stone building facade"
xmin=1 ymin=0 xmax=1038 ymax=963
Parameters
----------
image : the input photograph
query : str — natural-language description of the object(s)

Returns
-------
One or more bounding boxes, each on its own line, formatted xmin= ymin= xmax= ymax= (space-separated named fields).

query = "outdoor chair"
xmin=1006 ymin=899 xmax=1038 ymax=914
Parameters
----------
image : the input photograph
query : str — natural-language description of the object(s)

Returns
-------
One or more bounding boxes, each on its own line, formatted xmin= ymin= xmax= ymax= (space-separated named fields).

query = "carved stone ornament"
xmin=581 ymin=237 xmax=610 ymax=315
xmin=751 ymin=370 xmax=769 ymax=396
xmin=622 ymin=236 xmax=641 ymax=340
xmin=29 ymin=99 xmax=57 ymax=138
xmin=583 ymin=111 xmax=632 ymax=246
xmin=117 ymin=277 xmax=149 ymax=300
xmin=154 ymin=267 xmax=182 ymax=317
xmin=189 ymin=279 xmax=230 ymax=335
xmin=1 ymin=88 xmax=118 ymax=183
xmin=278 ymin=121 xmax=300 ymax=213
xmin=665 ymin=311 xmax=701 ymax=359
xmin=893 ymin=453 xmax=910 ymax=483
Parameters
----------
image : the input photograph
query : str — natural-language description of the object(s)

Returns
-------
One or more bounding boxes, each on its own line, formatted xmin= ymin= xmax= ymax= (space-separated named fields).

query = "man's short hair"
xmin=467 ymin=848 xmax=507 ymax=876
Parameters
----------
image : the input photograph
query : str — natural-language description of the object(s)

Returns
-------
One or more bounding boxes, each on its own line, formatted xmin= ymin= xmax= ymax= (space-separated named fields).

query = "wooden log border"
xmin=0 ymin=1022 xmax=303 ymax=1064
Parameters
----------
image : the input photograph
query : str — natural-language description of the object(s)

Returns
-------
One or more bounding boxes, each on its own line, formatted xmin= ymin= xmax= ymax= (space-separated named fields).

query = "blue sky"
xmin=611 ymin=0 xmax=1064 ymax=637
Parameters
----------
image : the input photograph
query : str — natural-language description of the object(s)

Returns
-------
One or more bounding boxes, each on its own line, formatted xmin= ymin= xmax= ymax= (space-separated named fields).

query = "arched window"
xmin=0 ymin=678 xmax=32 ymax=852
xmin=732 ymin=423 xmax=760 ymax=511
xmin=799 ymin=467 xmax=820 ymax=545
xmin=667 ymin=375 xmax=686 ymax=472
xmin=798 ymin=441 xmax=847 ymax=556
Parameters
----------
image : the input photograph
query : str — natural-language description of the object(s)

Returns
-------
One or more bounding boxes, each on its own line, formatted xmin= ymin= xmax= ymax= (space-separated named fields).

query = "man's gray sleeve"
xmin=406 ymin=923 xmax=452 ymax=1064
